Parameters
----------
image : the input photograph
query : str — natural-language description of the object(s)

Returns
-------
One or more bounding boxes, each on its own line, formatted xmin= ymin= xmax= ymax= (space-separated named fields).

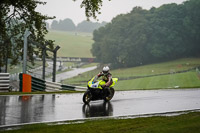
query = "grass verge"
xmin=1 ymin=112 xmax=200 ymax=133
xmin=63 ymin=58 xmax=200 ymax=90
xmin=115 ymin=71 xmax=200 ymax=90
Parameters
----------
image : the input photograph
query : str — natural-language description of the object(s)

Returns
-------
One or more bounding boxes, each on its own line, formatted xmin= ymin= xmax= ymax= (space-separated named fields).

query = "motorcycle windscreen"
xmin=88 ymin=77 xmax=106 ymax=89
xmin=88 ymin=76 xmax=96 ymax=87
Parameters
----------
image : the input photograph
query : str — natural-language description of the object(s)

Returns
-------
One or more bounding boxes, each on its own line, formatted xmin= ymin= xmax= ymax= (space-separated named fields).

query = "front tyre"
xmin=83 ymin=90 xmax=92 ymax=104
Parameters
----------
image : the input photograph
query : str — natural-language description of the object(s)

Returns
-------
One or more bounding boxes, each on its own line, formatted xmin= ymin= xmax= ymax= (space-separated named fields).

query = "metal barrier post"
xmin=23 ymin=29 xmax=31 ymax=74
xmin=52 ymin=46 xmax=60 ymax=82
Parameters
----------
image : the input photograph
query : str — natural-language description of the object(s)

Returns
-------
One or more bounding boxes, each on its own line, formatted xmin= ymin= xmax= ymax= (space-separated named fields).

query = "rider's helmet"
xmin=102 ymin=66 xmax=110 ymax=74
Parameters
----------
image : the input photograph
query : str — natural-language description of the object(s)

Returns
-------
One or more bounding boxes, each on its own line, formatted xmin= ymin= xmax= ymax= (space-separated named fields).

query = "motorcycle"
xmin=82 ymin=76 xmax=118 ymax=104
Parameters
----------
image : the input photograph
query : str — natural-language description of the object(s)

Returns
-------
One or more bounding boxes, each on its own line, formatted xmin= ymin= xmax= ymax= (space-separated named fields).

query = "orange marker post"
xmin=22 ymin=74 xmax=32 ymax=92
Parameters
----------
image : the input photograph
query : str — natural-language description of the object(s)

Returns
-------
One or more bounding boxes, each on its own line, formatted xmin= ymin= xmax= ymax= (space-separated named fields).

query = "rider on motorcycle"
xmin=97 ymin=66 xmax=113 ymax=98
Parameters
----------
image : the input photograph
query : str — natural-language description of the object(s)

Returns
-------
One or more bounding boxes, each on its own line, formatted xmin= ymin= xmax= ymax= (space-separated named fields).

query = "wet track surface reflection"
xmin=82 ymin=102 xmax=113 ymax=118
xmin=0 ymin=89 xmax=200 ymax=126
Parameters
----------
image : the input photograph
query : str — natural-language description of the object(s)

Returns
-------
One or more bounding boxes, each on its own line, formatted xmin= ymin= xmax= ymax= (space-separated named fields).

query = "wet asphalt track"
xmin=0 ymin=89 xmax=200 ymax=127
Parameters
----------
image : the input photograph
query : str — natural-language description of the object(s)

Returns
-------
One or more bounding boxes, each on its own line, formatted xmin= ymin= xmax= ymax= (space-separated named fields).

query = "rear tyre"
xmin=83 ymin=90 xmax=92 ymax=104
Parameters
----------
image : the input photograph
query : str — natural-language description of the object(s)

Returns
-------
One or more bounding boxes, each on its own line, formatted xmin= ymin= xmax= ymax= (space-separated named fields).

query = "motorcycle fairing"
xmin=88 ymin=76 xmax=118 ymax=89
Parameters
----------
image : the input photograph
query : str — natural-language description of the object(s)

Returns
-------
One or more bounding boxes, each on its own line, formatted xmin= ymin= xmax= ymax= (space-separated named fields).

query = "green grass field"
xmin=45 ymin=30 xmax=94 ymax=57
xmin=115 ymin=71 xmax=200 ymax=90
xmin=1 ymin=112 xmax=200 ymax=133
xmin=44 ymin=30 xmax=200 ymax=90
xmin=63 ymin=58 xmax=200 ymax=90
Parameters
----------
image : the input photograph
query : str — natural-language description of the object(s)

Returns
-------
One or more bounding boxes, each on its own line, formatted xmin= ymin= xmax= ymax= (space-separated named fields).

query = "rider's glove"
xmin=98 ymin=72 xmax=103 ymax=77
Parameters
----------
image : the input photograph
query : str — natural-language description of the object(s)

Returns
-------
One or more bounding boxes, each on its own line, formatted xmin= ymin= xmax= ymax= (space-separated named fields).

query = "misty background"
xmin=47 ymin=19 xmax=107 ymax=33
xmin=36 ymin=0 xmax=186 ymax=25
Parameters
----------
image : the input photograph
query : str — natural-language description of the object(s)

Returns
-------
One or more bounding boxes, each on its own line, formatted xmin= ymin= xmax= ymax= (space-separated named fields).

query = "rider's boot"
xmin=105 ymin=87 xmax=112 ymax=100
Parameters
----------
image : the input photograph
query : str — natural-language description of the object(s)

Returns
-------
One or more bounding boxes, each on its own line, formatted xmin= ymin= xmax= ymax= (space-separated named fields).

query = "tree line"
xmin=91 ymin=0 xmax=200 ymax=68
xmin=50 ymin=19 xmax=107 ymax=33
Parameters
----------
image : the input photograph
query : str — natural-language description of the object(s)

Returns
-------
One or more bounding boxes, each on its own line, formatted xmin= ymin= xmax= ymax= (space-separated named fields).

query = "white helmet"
xmin=103 ymin=66 xmax=110 ymax=74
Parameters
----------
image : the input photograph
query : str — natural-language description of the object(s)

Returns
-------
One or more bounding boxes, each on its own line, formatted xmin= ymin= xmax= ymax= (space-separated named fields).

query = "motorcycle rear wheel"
xmin=83 ymin=90 xmax=92 ymax=104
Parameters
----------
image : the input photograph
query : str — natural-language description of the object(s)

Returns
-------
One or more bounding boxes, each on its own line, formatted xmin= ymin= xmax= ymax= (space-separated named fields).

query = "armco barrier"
xmin=19 ymin=73 xmax=85 ymax=92
xmin=61 ymin=84 xmax=76 ymax=91
xmin=32 ymin=77 xmax=46 ymax=91
xmin=0 ymin=73 xmax=10 ymax=91
xmin=46 ymin=81 xmax=62 ymax=92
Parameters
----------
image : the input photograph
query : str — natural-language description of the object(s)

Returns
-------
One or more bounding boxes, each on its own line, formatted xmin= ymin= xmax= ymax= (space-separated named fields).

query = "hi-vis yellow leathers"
xmin=88 ymin=76 xmax=118 ymax=90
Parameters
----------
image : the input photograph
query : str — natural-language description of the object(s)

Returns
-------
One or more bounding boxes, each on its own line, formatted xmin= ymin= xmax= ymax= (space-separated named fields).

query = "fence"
xmin=19 ymin=73 xmax=86 ymax=92
xmin=0 ymin=73 xmax=10 ymax=92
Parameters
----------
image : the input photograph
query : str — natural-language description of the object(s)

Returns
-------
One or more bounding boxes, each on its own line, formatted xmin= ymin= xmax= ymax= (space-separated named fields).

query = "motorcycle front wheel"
xmin=83 ymin=90 xmax=92 ymax=104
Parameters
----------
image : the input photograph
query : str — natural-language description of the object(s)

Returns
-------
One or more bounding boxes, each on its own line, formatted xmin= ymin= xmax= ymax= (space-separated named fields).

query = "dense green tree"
xmin=146 ymin=4 xmax=186 ymax=61
xmin=77 ymin=20 xmax=107 ymax=32
xmin=91 ymin=0 xmax=200 ymax=68
xmin=92 ymin=7 xmax=151 ymax=67
xmin=59 ymin=18 xmax=76 ymax=31
xmin=0 ymin=0 xmax=55 ymax=69
xmin=51 ymin=20 xmax=59 ymax=30
xmin=182 ymin=0 xmax=200 ymax=56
